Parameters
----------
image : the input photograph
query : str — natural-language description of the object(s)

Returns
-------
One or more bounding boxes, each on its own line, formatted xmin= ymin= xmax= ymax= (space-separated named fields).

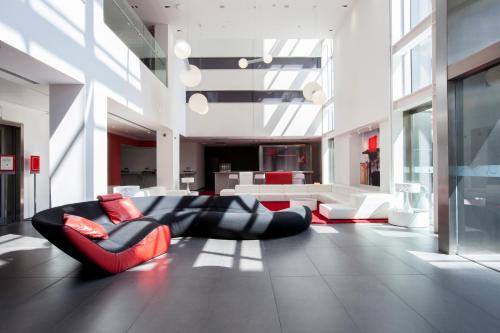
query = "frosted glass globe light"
xmin=486 ymin=65 xmax=500 ymax=86
xmin=263 ymin=54 xmax=273 ymax=64
xmin=188 ymin=93 xmax=209 ymax=114
xmin=174 ymin=39 xmax=191 ymax=59
xmin=302 ymin=81 xmax=322 ymax=100
xmin=312 ymin=89 xmax=327 ymax=105
xmin=180 ymin=65 xmax=201 ymax=87
xmin=238 ymin=58 xmax=249 ymax=69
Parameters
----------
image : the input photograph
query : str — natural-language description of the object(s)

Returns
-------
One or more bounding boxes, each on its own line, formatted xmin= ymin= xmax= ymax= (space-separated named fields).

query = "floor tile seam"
xmin=303 ymin=249 xmax=365 ymax=332
xmin=125 ymin=276 xmax=220 ymax=333
xmin=52 ymin=276 xmax=121 ymax=330
xmin=264 ymin=270 xmax=284 ymax=333
xmin=315 ymin=272 xmax=365 ymax=333
xmin=417 ymin=267 xmax=500 ymax=323
xmin=375 ymin=274 xmax=446 ymax=332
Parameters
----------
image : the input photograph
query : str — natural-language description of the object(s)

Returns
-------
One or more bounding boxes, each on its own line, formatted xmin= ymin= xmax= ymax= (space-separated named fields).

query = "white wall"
xmin=186 ymin=38 xmax=327 ymax=139
xmin=0 ymin=77 xmax=50 ymax=218
xmin=180 ymin=142 xmax=205 ymax=190
xmin=187 ymin=103 xmax=322 ymax=138
xmin=0 ymin=0 xmax=186 ymax=205
xmin=322 ymin=0 xmax=392 ymax=192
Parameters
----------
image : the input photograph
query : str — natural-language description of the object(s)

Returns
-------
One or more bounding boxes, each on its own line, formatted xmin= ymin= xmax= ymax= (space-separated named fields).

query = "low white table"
xmin=290 ymin=198 xmax=317 ymax=211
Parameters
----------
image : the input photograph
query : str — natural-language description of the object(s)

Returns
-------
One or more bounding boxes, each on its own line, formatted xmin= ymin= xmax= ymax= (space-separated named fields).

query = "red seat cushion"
xmin=63 ymin=224 xmax=171 ymax=273
xmin=98 ymin=194 xmax=143 ymax=224
xmin=265 ymin=172 xmax=293 ymax=184
xmin=63 ymin=214 xmax=109 ymax=240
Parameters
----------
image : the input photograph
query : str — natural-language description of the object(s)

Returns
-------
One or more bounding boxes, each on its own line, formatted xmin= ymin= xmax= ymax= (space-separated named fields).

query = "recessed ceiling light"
xmin=284 ymin=4 xmax=290 ymax=8
xmin=342 ymin=4 xmax=348 ymax=7
xmin=164 ymin=5 xmax=171 ymax=8
xmin=177 ymin=29 xmax=182 ymax=32
xmin=131 ymin=4 xmax=138 ymax=9
xmin=329 ymin=28 xmax=333 ymax=32
xmin=219 ymin=4 xmax=225 ymax=8
xmin=272 ymin=3 xmax=276 ymax=7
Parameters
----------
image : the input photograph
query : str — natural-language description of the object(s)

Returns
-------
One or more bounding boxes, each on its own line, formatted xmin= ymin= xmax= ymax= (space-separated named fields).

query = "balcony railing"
xmin=104 ymin=0 xmax=167 ymax=86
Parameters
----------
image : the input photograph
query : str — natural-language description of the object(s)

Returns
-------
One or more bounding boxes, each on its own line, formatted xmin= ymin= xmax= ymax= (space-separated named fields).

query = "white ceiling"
xmin=108 ymin=114 xmax=156 ymax=141
xmin=181 ymin=136 xmax=321 ymax=146
xmin=128 ymin=0 xmax=352 ymax=39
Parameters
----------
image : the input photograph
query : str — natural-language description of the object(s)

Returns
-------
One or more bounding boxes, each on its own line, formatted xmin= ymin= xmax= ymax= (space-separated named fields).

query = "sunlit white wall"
xmin=0 ymin=0 xmax=185 ymax=204
xmin=186 ymin=38 xmax=327 ymax=138
xmin=322 ymin=0 xmax=392 ymax=191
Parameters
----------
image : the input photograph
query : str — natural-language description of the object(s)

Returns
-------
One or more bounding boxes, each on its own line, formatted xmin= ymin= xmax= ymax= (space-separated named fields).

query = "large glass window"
xmin=411 ymin=37 xmax=432 ymax=92
xmin=392 ymin=0 xmax=433 ymax=42
xmin=410 ymin=0 xmax=432 ymax=29
xmin=392 ymin=34 xmax=432 ymax=99
xmin=454 ymin=63 xmax=500 ymax=265
xmin=403 ymin=107 xmax=433 ymax=212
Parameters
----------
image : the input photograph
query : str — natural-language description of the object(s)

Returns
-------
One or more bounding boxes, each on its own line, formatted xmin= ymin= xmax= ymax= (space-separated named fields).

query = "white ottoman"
xmin=220 ymin=189 xmax=236 ymax=196
xmin=319 ymin=203 xmax=357 ymax=219
xmin=290 ymin=198 xmax=317 ymax=211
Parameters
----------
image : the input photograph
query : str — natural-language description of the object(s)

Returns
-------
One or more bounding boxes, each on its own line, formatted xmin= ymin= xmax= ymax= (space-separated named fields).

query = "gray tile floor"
xmin=2 ymin=222 xmax=500 ymax=333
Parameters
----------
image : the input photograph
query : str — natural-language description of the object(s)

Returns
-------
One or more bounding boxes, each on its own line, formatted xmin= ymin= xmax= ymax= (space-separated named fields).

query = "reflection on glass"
xmin=455 ymin=64 xmax=500 ymax=258
xmin=103 ymin=0 xmax=167 ymax=86
xmin=410 ymin=0 xmax=432 ymax=29
xmin=260 ymin=145 xmax=312 ymax=172
xmin=411 ymin=37 xmax=432 ymax=92
xmin=403 ymin=108 xmax=433 ymax=212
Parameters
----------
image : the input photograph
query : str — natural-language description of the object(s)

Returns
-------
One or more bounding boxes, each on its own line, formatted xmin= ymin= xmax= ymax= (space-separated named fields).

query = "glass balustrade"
xmin=104 ymin=0 xmax=167 ymax=86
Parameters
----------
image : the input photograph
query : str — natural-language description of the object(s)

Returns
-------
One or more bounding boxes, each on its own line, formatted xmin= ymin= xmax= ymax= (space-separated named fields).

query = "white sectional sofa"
xmin=110 ymin=186 xmax=198 ymax=197
xmin=220 ymin=184 xmax=393 ymax=219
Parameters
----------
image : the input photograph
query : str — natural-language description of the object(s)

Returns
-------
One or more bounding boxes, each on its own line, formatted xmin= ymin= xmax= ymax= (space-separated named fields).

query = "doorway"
xmin=0 ymin=123 xmax=22 ymax=224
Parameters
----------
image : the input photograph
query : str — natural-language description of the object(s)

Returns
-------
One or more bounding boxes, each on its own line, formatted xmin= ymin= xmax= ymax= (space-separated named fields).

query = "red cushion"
xmin=97 ymin=193 xmax=123 ymax=202
xmin=63 ymin=214 xmax=109 ymax=240
xmin=99 ymin=197 xmax=144 ymax=224
xmin=265 ymin=172 xmax=293 ymax=184
xmin=63 ymin=225 xmax=171 ymax=273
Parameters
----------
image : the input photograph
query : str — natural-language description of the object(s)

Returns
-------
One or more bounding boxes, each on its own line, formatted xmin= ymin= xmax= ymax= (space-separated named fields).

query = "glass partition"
xmin=454 ymin=63 xmax=500 ymax=264
xmin=259 ymin=145 xmax=312 ymax=172
xmin=104 ymin=0 xmax=167 ymax=86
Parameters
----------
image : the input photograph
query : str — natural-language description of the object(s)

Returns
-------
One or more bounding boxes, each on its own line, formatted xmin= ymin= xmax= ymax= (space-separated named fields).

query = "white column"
xmin=156 ymin=127 xmax=180 ymax=190
xmin=49 ymin=84 xmax=86 ymax=206
xmin=49 ymin=83 xmax=108 ymax=206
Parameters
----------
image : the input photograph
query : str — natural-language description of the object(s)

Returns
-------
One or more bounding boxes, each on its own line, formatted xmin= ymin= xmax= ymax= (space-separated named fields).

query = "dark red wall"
xmin=108 ymin=133 xmax=156 ymax=186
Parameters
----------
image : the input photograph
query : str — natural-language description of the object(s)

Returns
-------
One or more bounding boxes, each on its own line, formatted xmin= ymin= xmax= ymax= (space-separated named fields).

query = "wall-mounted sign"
xmin=30 ymin=155 xmax=40 ymax=174
xmin=0 ymin=155 xmax=16 ymax=173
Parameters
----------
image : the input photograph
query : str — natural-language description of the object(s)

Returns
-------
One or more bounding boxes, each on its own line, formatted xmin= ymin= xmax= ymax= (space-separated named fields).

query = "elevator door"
xmin=454 ymin=64 xmax=500 ymax=266
xmin=0 ymin=124 xmax=21 ymax=224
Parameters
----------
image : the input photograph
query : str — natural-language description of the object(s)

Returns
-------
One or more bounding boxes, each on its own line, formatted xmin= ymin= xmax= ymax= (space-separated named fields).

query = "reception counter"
xmin=214 ymin=171 xmax=313 ymax=194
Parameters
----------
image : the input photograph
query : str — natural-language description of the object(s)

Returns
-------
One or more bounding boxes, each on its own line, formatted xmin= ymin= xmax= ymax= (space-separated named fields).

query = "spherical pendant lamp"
xmin=263 ymin=54 xmax=273 ymax=64
xmin=180 ymin=64 xmax=202 ymax=87
xmin=302 ymin=81 xmax=322 ymax=100
xmin=238 ymin=58 xmax=249 ymax=69
xmin=188 ymin=93 xmax=209 ymax=114
xmin=174 ymin=39 xmax=191 ymax=59
xmin=312 ymin=89 xmax=327 ymax=105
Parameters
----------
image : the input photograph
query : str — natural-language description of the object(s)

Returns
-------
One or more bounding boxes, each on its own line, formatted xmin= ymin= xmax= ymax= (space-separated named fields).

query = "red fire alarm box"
xmin=0 ymin=155 xmax=16 ymax=173
xmin=30 ymin=155 xmax=40 ymax=174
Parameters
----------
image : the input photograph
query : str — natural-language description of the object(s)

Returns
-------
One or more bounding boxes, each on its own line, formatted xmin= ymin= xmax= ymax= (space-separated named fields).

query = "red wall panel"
xmin=107 ymin=133 xmax=156 ymax=186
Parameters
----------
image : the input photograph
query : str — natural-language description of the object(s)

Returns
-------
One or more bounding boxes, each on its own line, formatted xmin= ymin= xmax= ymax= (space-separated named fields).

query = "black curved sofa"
xmin=32 ymin=195 xmax=311 ymax=273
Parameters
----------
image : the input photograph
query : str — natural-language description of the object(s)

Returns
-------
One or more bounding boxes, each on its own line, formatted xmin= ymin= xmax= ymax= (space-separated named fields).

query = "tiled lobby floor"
xmin=2 ymin=222 xmax=500 ymax=333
